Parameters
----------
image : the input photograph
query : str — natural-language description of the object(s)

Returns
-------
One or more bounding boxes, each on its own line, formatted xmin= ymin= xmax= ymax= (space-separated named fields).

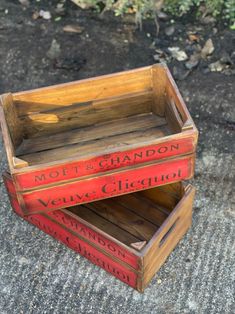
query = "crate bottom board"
xmin=16 ymin=112 xmax=171 ymax=166
xmin=64 ymin=187 xmax=177 ymax=247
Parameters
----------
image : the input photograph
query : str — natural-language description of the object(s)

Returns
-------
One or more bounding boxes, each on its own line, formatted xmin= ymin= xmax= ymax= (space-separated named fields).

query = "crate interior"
xmin=3 ymin=66 xmax=186 ymax=167
xmin=12 ymin=90 xmax=183 ymax=166
xmin=67 ymin=182 xmax=183 ymax=250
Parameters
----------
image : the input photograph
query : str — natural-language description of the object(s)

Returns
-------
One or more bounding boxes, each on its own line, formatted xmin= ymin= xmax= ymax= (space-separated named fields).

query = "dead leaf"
xmin=32 ymin=11 xmax=40 ymax=20
xmin=201 ymin=39 xmax=214 ymax=58
xmin=188 ymin=34 xmax=199 ymax=42
xmin=63 ymin=25 xmax=84 ymax=34
xmin=209 ymin=60 xmax=226 ymax=72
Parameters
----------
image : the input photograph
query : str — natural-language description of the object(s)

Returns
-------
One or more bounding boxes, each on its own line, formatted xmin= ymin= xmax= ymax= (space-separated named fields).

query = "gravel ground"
xmin=0 ymin=1 xmax=234 ymax=313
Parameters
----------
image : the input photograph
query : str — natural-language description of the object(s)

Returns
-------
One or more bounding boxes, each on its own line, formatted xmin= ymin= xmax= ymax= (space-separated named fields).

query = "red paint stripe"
xmin=47 ymin=210 xmax=139 ymax=270
xmin=14 ymin=209 xmax=137 ymax=288
xmin=22 ymin=156 xmax=193 ymax=214
xmin=15 ymin=138 xmax=194 ymax=190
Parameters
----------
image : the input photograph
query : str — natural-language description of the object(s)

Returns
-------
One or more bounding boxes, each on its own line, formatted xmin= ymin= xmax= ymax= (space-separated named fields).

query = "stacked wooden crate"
xmin=0 ymin=64 xmax=198 ymax=292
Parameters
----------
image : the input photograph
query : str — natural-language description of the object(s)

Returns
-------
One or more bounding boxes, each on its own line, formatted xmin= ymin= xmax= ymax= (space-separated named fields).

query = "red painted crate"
xmin=9 ymin=153 xmax=195 ymax=215
xmin=3 ymin=171 xmax=195 ymax=292
xmin=0 ymin=64 xmax=198 ymax=194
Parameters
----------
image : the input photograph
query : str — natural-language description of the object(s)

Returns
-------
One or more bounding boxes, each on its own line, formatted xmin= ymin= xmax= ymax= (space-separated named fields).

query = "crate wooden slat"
xmin=0 ymin=64 xmax=198 ymax=192
xmin=3 ymin=171 xmax=195 ymax=292
xmin=14 ymin=153 xmax=195 ymax=215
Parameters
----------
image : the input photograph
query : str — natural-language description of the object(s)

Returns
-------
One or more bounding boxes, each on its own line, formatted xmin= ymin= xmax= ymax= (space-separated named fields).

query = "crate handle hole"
xmin=159 ymin=217 xmax=180 ymax=247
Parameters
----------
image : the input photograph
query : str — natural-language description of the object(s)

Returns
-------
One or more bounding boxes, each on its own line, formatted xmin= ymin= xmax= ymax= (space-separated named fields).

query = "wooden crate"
xmin=0 ymin=64 xmax=198 ymax=193
xmin=8 ymin=153 xmax=195 ymax=215
xmin=3 ymin=171 xmax=195 ymax=292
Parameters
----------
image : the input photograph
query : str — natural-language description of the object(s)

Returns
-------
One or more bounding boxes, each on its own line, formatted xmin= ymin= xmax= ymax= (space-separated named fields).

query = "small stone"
xmin=173 ymin=66 xmax=190 ymax=81
xmin=55 ymin=3 xmax=66 ymax=16
xmin=200 ymin=16 xmax=216 ymax=24
xmin=153 ymin=49 xmax=167 ymax=63
xmin=63 ymin=25 xmax=84 ymax=33
xmin=57 ymin=3 xmax=64 ymax=9
xmin=157 ymin=278 xmax=162 ymax=284
xmin=201 ymin=39 xmax=214 ymax=59
xmin=39 ymin=10 xmax=51 ymax=20
xmin=71 ymin=0 xmax=93 ymax=9
xmin=18 ymin=0 xmax=30 ymax=6
xmin=165 ymin=25 xmax=175 ymax=36
xmin=209 ymin=60 xmax=225 ymax=72
xmin=231 ymin=51 xmax=235 ymax=63
xmin=46 ymin=39 xmax=61 ymax=60
xmin=55 ymin=57 xmax=86 ymax=71
xmin=18 ymin=257 xmax=30 ymax=265
xmin=157 ymin=11 xmax=169 ymax=20
xmin=220 ymin=51 xmax=233 ymax=65
xmin=185 ymin=53 xmax=200 ymax=70
xmin=32 ymin=11 xmax=40 ymax=20
xmin=168 ymin=47 xmax=188 ymax=61
xmin=185 ymin=44 xmax=196 ymax=54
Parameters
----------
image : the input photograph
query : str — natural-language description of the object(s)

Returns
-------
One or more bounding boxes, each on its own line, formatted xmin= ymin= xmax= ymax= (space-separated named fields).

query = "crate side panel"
xmin=21 ymin=155 xmax=194 ymax=214
xmin=13 ymin=67 xmax=152 ymax=108
xmin=142 ymin=186 xmax=195 ymax=288
xmin=46 ymin=209 xmax=140 ymax=270
xmin=11 ymin=202 xmax=139 ymax=289
xmin=15 ymin=137 xmax=195 ymax=190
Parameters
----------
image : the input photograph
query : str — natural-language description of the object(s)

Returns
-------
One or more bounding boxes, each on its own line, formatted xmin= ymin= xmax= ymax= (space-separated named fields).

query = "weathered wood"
xmin=141 ymin=187 xmax=194 ymax=290
xmin=14 ymin=136 xmax=194 ymax=190
xmin=151 ymin=64 xmax=167 ymax=117
xmin=1 ymin=64 xmax=198 ymax=197
xmin=165 ymin=100 xmax=183 ymax=133
xmin=14 ymin=66 xmax=152 ymax=109
xmin=17 ymin=126 xmax=170 ymax=165
xmin=0 ymin=93 xmax=23 ymax=148
xmin=165 ymin=67 xmax=196 ymax=131
xmin=0 ymin=101 xmax=15 ymax=169
xmin=130 ymin=241 xmax=147 ymax=251
xmin=116 ymin=193 xmax=168 ymax=226
xmin=85 ymin=199 xmax=158 ymax=241
xmin=3 ymin=172 xmax=195 ymax=292
xmin=13 ymin=157 xmax=29 ymax=169
xmin=139 ymin=185 xmax=181 ymax=210
xmin=16 ymin=113 xmax=167 ymax=156
xmin=26 ymin=212 xmax=139 ymax=288
xmin=18 ymin=91 xmax=154 ymax=138
xmin=19 ymin=155 xmax=194 ymax=215
xmin=67 ymin=206 xmax=141 ymax=244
